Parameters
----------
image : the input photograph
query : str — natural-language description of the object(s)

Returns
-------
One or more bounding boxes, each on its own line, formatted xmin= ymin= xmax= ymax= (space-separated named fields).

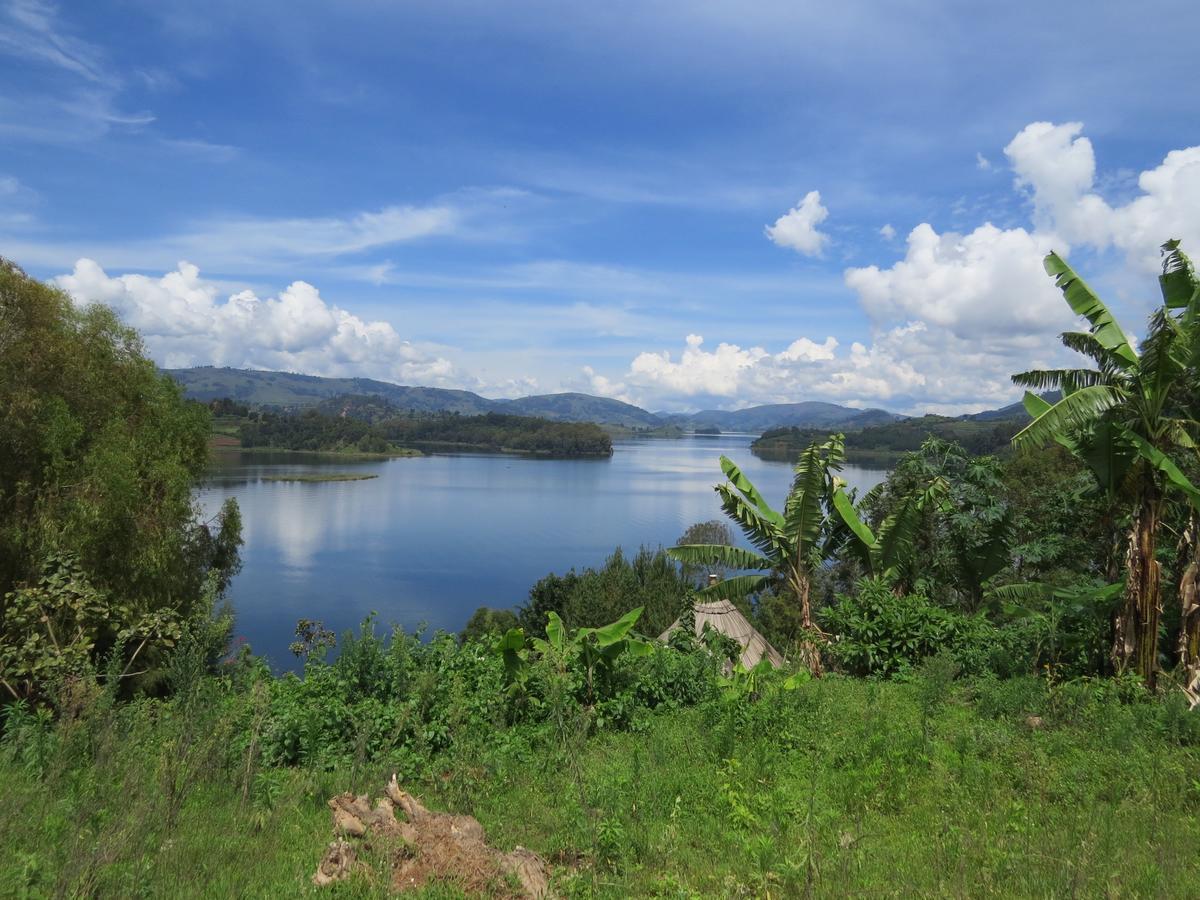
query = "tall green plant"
xmin=668 ymin=435 xmax=845 ymax=674
xmin=1160 ymin=241 xmax=1200 ymax=700
xmin=1012 ymin=242 xmax=1200 ymax=688
xmin=831 ymin=477 xmax=949 ymax=587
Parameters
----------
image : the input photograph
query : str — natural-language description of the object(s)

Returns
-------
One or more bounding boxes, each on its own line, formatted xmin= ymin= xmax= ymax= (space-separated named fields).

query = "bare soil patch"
xmin=312 ymin=776 xmax=551 ymax=898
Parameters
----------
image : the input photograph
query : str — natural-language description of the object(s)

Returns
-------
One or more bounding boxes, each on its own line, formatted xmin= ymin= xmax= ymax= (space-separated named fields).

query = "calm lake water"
xmin=197 ymin=435 xmax=886 ymax=669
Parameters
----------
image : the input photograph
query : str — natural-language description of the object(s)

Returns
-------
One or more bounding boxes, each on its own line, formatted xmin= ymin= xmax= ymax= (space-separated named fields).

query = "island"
xmin=212 ymin=397 xmax=614 ymax=458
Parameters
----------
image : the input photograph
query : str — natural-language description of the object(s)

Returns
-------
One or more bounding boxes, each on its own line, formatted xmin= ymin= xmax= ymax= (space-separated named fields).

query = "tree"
xmin=460 ymin=607 xmax=519 ymax=644
xmin=668 ymin=436 xmax=845 ymax=674
xmin=0 ymin=258 xmax=241 ymax=700
xmin=1012 ymin=243 xmax=1200 ymax=688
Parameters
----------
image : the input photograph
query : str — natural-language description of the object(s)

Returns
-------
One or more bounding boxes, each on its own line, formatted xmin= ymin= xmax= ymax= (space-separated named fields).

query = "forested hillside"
xmin=237 ymin=406 xmax=613 ymax=456
xmin=753 ymin=413 xmax=1026 ymax=463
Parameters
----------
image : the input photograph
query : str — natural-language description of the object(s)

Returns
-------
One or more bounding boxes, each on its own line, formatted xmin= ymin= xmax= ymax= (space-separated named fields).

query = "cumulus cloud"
xmin=844 ymin=222 xmax=1068 ymax=340
xmin=879 ymin=223 xmax=896 ymax=241
xmin=1005 ymin=120 xmax=1200 ymax=269
xmin=612 ymin=120 xmax=1200 ymax=413
xmin=612 ymin=327 xmax=1032 ymax=415
xmin=55 ymin=259 xmax=464 ymax=386
xmin=765 ymin=191 xmax=829 ymax=256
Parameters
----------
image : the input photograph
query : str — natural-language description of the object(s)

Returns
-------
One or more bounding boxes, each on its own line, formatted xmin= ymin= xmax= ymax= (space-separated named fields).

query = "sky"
xmin=4 ymin=0 xmax=1200 ymax=414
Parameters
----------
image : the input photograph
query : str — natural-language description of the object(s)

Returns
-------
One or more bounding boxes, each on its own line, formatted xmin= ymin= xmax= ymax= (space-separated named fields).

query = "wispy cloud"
xmin=160 ymin=138 xmax=239 ymax=162
xmin=0 ymin=0 xmax=111 ymax=83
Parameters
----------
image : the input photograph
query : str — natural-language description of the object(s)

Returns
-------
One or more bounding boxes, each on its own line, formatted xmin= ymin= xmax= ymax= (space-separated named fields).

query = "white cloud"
xmin=975 ymin=152 xmax=992 ymax=171
xmin=844 ymin=222 xmax=1068 ymax=340
xmin=54 ymin=259 xmax=465 ymax=387
xmin=5 ymin=201 xmax=462 ymax=271
xmin=765 ymin=190 xmax=829 ymax=256
xmin=0 ymin=1 xmax=156 ymax=142
xmin=1005 ymin=120 xmax=1200 ymax=270
xmin=879 ymin=223 xmax=896 ymax=241
xmin=0 ymin=0 xmax=110 ymax=84
xmin=610 ymin=120 xmax=1200 ymax=414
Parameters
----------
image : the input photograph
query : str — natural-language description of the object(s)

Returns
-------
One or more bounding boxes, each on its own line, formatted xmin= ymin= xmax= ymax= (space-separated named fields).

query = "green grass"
xmin=261 ymin=473 xmax=380 ymax=483
xmin=3 ymin=674 xmax=1199 ymax=898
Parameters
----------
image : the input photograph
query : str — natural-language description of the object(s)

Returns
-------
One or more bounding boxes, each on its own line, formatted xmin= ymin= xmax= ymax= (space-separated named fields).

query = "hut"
xmin=658 ymin=597 xmax=785 ymax=671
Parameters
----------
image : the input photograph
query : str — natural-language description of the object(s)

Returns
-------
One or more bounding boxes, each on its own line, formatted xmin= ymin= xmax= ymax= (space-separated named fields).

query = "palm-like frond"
xmin=1121 ymin=428 xmax=1200 ymax=506
xmin=875 ymin=476 xmax=949 ymax=577
xmin=830 ymin=487 xmax=875 ymax=570
xmin=1160 ymin=239 xmax=1200 ymax=310
xmin=719 ymin=456 xmax=784 ymax=527
xmin=1012 ymin=384 xmax=1123 ymax=451
xmin=1076 ymin=419 xmax=1135 ymax=497
xmin=715 ymin=482 xmax=789 ymax=561
xmin=1011 ymin=368 xmax=1117 ymax=393
xmin=1137 ymin=308 xmax=1185 ymax=409
xmin=695 ymin=573 xmax=771 ymax=602
xmin=667 ymin=544 xmax=771 ymax=572
xmin=1044 ymin=251 xmax=1138 ymax=367
xmin=1022 ymin=391 xmax=1079 ymax=454
xmin=783 ymin=442 xmax=830 ymax=557
xmin=1059 ymin=331 xmax=1135 ymax=374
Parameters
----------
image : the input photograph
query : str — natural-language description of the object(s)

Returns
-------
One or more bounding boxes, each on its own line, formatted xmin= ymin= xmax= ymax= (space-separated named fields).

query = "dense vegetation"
xmin=0 ymin=259 xmax=241 ymax=704
xmin=752 ymin=413 xmax=1024 ymax=463
xmin=4 ymin=631 xmax=1200 ymax=897
xmin=3 ymin=243 xmax=1200 ymax=896
xmin=236 ymin=403 xmax=613 ymax=457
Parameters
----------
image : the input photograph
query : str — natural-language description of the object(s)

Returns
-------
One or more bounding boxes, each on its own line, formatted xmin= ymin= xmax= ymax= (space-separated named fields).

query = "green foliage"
xmin=238 ymin=404 xmax=613 ymax=457
xmin=754 ymin=413 xmax=1023 ymax=463
xmin=1012 ymin=242 xmax=1200 ymax=686
xmin=860 ymin=439 xmax=1012 ymax=607
xmin=519 ymin=547 xmax=692 ymax=639
xmin=0 ymin=260 xmax=242 ymax=703
xmin=822 ymin=578 xmax=1000 ymax=678
xmin=674 ymin=520 xmax=734 ymax=587
xmin=500 ymin=608 xmax=659 ymax=722
xmin=4 ymin=671 xmax=1200 ymax=897
xmin=831 ymin=474 xmax=949 ymax=585
xmin=460 ymin=606 xmax=519 ymax=644
xmin=669 ymin=438 xmax=844 ymax=605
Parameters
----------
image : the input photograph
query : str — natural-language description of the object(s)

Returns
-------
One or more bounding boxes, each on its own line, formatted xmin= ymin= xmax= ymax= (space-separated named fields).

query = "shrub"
xmin=823 ymin=577 xmax=1000 ymax=677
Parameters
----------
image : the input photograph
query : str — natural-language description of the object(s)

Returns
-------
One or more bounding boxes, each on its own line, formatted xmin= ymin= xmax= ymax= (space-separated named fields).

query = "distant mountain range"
xmin=659 ymin=402 xmax=900 ymax=432
xmin=165 ymin=366 xmax=1023 ymax=433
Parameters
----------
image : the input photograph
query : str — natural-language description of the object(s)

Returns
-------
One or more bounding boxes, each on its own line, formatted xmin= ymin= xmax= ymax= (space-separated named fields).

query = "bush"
xmin=518 ymin=547 xmax=691 ymax=639
xmin=823 ymin=577 xmax=1001 ymax=677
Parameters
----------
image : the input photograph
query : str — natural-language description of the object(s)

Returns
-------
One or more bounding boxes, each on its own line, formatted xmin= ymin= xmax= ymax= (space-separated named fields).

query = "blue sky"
xmin=4 ymin=0 xmax=1200 ymax=413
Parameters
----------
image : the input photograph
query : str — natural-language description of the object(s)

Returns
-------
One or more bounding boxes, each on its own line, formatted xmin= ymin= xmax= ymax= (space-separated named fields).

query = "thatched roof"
xmin=658 ymin=599 xmax=785 ymax=670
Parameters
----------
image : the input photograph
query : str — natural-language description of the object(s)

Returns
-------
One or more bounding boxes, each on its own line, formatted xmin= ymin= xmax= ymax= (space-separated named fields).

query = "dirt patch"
xmin=312 ymin=776 xmax=552 ymax=898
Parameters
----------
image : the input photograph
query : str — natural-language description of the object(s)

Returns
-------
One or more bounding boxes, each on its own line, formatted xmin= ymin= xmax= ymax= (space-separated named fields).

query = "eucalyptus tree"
xmin=1012 ymin=242 xmax=1200 ymax=688
xmin=668 ymin=435 xmax=845 ymax=675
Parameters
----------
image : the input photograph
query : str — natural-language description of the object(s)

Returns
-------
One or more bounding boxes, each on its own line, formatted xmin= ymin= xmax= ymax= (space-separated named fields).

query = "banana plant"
xmin=988 ymin=580 xmax=1125 ymax=674
xmin=495 ymin=606 xmax=653 ymax=705
xmin=1011 ymin=242 xmax=1200 ymax=688
xmin=831 ymin=477 xmax=950 ymax=587
xmin=1160 ymin=240 xmax=1200 ymax=701
xmin=667 ymin=435 xmax=845 ymax=676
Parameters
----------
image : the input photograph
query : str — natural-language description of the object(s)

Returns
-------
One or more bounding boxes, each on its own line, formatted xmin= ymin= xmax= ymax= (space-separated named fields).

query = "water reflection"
xmin=198 ymin=437 xmax=886 ymax=669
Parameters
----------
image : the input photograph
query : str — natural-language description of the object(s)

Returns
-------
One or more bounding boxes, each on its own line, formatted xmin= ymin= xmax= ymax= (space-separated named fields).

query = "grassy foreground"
xmin=3 ymin=671 xmax=1199 ymax=898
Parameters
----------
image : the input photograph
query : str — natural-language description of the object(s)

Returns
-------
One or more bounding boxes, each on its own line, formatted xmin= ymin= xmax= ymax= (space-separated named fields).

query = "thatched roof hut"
xmin=658 ymin=598 xmax=785 ymax=671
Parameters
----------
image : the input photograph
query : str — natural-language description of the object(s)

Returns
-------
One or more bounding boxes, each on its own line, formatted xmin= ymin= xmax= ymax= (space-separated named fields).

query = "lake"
xmin=197 ymin=434 xmax=886 ymax=668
